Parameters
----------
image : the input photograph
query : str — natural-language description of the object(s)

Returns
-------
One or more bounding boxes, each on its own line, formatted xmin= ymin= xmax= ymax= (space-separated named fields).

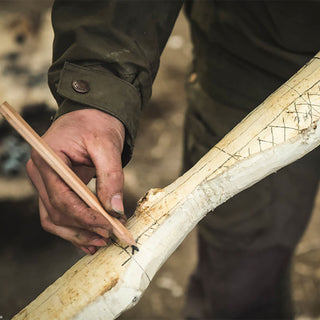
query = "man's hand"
xmin=26 ymin=109 xmax=126 ymax=255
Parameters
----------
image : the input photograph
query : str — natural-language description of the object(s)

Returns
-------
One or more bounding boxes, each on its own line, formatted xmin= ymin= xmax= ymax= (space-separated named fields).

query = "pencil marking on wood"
xmin=294 ymin=102 xmax=300 ymax=128
xmin=307 ymin=92 xmax=313 ymax=123
xmin=121 ymin=257 xmax=132 ymax=267
xmin=213 ymin=145 xmax=242 ymax=160
xmin=270 ymin=127 xmax=275 ymax=146
xmin=269 ymin=125 xmax=299 ymax=131
xmin=258 ymin=138 xmax=262 ymax=152
xmin=282 ymin=117 xmax=287 ymax=141
xmin=257 ymin=138 xmax=274 ymax=145
xmin=10 ymin=54 xmax=320 ymax=320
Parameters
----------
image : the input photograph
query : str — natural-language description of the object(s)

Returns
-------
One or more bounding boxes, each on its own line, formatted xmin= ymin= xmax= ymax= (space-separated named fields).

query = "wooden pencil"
xmin=0 ymin=101 xmax=137 ymax=248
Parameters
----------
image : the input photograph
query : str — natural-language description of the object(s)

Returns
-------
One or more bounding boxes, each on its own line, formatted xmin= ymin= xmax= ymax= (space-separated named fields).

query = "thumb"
xmin=88 ymin=139 xmax=125 ymax=219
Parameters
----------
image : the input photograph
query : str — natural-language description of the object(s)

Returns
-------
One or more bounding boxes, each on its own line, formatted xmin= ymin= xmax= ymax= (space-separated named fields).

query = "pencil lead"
xmin=131 ymin=245 xmax=139 ymax=255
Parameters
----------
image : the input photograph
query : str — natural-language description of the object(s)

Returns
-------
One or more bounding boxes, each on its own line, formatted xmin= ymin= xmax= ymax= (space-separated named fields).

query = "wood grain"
xmin=11 ymin=53 xmax=320 ymax=320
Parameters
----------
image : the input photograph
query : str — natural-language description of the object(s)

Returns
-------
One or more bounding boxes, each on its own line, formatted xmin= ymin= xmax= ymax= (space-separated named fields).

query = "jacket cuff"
xmin=53 ymin=62 xmax=142 ymax=166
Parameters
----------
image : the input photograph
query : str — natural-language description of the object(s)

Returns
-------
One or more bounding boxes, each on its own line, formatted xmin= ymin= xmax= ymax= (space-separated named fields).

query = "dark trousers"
xmin=183 ymin=80 xmax=320 ymax=319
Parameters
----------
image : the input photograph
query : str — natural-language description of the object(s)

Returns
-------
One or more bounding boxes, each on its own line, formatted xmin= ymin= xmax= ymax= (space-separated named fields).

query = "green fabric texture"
xmin=48 ymin=0 xmax=183 ymax=165
xmin=49 ymin=0 xmax=320 ymax=165
xmin=185 ymin=0 xmax=319 ymax=111
xmin=54 ymin=62 xmax=142 ymax=164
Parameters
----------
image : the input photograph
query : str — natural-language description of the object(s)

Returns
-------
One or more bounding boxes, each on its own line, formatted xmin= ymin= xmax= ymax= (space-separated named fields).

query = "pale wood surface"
xmin=12 ymin=53 xmax=320 ymax=320
xmin=0 ymin=102 xmax=136 ymax=247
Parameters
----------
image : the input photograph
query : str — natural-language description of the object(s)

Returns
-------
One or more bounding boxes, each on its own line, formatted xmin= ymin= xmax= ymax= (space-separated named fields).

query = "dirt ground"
xmin=0 ymin=3 xmax=319 ymax=320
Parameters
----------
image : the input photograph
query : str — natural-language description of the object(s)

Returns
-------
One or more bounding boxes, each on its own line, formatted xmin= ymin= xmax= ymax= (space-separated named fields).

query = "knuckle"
xmin=105 ymin=168 xmax=123 ymax=180
xmin=72 ymin=231 xmax=91 ymax=246
xmin=77 ymin=209 xmax=110 ymax=234
xmin=30 ymin=149 xmax=41 ymax=164
xmin=48 ymin=192 xmax=61 ymax=209
xmin=50 ymin=212 xmax=62 ymax=226
xmin=48 ymin=190 xmax=72 ymax=214
xmin=77 ymin=208 xmax=99 ymax=227
xmin=92 ymin=226 xmax=112 ymax=239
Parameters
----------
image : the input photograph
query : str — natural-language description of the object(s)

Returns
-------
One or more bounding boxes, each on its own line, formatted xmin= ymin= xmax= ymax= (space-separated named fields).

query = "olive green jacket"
xmin=49 ymin=0 xmax=183 ymax=165
xmin=49 ymin=0 xmax=319 ymax=165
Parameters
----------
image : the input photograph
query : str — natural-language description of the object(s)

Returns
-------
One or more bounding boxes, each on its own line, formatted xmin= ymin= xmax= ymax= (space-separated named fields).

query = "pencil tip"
xmin=131 ymin=245 xmax=139 ymax=255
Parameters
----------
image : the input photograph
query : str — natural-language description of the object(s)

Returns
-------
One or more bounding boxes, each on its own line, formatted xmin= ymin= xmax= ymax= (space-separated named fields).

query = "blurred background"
xmin=0 ymin=1 xmax=319 ymax=319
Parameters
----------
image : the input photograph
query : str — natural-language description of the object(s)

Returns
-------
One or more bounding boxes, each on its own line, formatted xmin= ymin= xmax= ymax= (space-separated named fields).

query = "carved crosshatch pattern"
xmin=108 ymin=65 xmax=320 ymax=301
xmin=212 ymin=80 xmax=320 ymax=170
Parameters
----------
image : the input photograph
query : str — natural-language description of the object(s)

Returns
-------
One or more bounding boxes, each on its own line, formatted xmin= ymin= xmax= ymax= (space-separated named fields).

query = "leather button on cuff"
xmin=72 ymin=80 xmax=90 ymax=93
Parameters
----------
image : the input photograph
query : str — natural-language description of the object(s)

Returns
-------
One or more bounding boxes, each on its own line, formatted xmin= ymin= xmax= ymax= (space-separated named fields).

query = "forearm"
xmin=49 ymin=0 xmax=184 ymax=164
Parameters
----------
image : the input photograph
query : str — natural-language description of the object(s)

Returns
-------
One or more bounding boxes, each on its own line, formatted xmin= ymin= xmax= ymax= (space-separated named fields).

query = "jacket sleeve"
xmin=48 ymin=0 xmax=183 ymax=165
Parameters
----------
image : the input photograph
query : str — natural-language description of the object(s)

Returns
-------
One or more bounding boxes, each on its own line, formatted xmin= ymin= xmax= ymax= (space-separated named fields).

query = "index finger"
xmin=30 ymin=150 xmax=115 ymax=232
